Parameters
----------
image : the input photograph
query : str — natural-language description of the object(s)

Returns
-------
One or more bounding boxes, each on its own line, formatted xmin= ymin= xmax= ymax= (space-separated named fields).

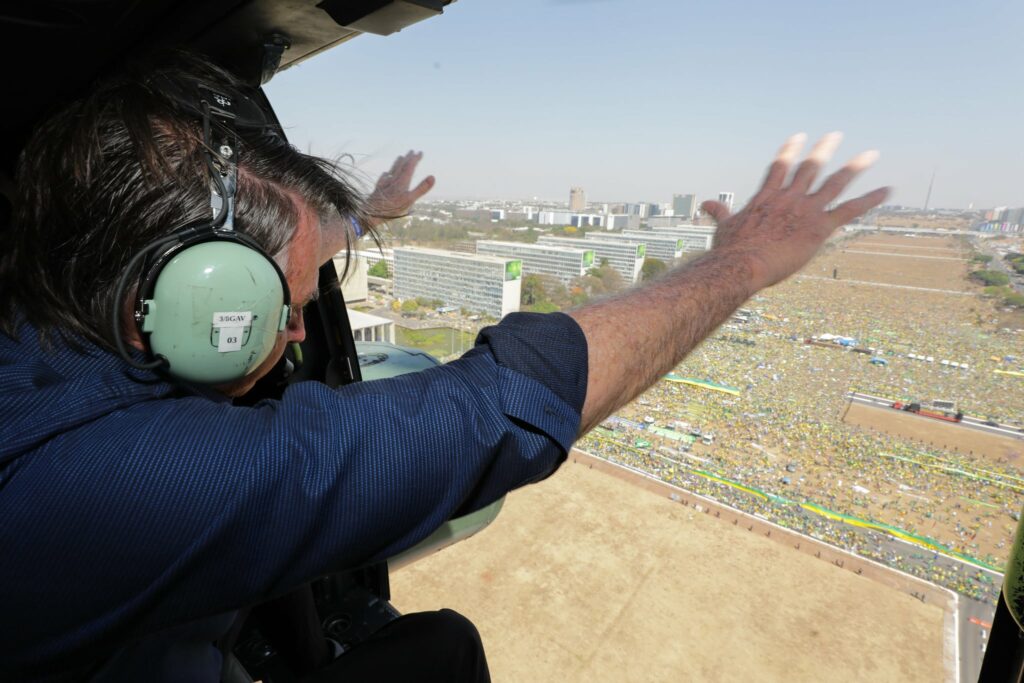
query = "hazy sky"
xmin=266 ymin=0 xmax=1023 ymax=210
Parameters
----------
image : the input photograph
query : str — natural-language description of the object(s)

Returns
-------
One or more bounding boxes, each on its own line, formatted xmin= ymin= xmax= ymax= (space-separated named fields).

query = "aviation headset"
xmin=112 ymin=78 xmax=292 ymax=384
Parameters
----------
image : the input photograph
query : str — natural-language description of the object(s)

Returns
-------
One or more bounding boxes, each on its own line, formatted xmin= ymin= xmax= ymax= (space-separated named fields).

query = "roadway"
xmin=960 ymin=596 xmax=996 ymax=683
xmin=848 ymin=391 xmax=1024 ymax=440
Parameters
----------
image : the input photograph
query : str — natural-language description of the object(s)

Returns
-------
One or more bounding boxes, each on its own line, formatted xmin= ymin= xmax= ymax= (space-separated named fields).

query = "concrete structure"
xmin=672 ymin=193 xmax=698 ymax=220
xmin=346 ymin=308 xmax=395 ymax=343
xmin=333 ymin=254 xmax=368 ymax=303
xmin=538 ymin=209 xmax=573 ymax=226
xmin=630 ymin=226 xmax=716 ymax=252
xmin=477 ymin=240 xmax=593 ymax=285
xmin=537 ymin=235 xmax=645 ymax=283
xmin=718 ymin=191 xmax=735 ymax=212
xmin=569 ymin=186 xmax=586 ymax=212
xmin=624 ymin=202 xmax=650 ymax=218
xmin=647 ymin=215 xmax=692 ymax=228
xmin=604 ymin=214 xmax=640 ymax=231
xmin=355 ymin=248 xmax=394 ymax=277
xmin=571 ymin=213 xmax=605 ymax=228
xmin=589 ymin=231 xmax=683 ymax=262
xmin=393 ymin=247 xmax=521 ymax=319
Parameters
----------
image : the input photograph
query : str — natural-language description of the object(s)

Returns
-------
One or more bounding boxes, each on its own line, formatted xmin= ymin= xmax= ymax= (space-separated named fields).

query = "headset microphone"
xmin=112 ymin=80 xmax=291 ymax=384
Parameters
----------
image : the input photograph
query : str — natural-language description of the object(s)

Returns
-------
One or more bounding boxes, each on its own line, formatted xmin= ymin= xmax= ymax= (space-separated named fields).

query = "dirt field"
xmin=806 ymin=242 xmax=971 ymax=290
xmin=391 ymin=459 xmax=946 ymax=682
xmin=843 ymin=401 xmax=1024 ymax=467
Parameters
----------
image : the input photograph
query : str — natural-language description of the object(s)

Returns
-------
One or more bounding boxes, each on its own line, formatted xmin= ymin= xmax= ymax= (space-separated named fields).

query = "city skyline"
xmin=266 ymin=0 xmax=1024 ymax=210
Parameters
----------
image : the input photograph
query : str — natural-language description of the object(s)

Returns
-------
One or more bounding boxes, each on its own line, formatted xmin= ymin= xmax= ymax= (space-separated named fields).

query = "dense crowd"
xmin=577 ymin=235 xmax=1023 ymax=604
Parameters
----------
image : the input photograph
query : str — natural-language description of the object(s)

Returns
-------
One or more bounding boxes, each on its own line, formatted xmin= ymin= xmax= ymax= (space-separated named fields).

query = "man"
xmin=0 ymin=53 xmax=887 ymax=681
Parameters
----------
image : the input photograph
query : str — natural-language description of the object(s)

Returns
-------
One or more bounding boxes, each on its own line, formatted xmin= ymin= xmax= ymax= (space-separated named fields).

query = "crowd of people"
xmin=575 ymin=234 xmax=1023 ymax=605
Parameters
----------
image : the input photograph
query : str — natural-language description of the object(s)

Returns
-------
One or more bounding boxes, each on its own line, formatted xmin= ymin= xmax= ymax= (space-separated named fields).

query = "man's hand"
xmin=570 ymin=131 xmax=888 ymax=435
xmin=366 ymin=151 xmax=436 ymax=228
xmin=702 ymin=132 xmax=888 ymax=295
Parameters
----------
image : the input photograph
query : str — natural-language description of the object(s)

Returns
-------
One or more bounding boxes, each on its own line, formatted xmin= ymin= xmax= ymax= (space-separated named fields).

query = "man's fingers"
xmin=387 ymin=152 xmax=406 ymax=176
xmin=812 ymin=150 xmax=880 ymax=206
xmin=701 ymin=200 xmax=731 ymax=224
xmin=396 ymin=151 xmax=423 ymax=185
xmin=789 ymin=132 xmax=843 ymax=194
xmin=760 ymin=133 xmax=807 ymax=192
xmin=827 ymin=186 xmax=890 ymax=228
xmin=410 ymin=175 xmax=436 ymax=201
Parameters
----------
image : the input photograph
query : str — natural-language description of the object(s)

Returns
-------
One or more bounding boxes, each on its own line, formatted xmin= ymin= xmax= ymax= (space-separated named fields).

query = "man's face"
xmin=214 ymin=202 xmax=322 ymax=397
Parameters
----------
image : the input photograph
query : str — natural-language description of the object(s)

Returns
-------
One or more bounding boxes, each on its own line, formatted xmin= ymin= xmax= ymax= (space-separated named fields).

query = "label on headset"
xmin=213 ymin=312 xmax=252 ymax=353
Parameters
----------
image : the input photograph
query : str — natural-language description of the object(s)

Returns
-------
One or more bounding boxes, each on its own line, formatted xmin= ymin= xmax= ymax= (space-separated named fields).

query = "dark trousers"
xmin=300 ymin=609 xmax=491 ymax=683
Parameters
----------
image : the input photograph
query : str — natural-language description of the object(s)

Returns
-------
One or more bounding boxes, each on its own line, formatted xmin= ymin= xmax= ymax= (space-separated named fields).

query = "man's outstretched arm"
xmin=570 ymin=132 xmax=889 ymax=434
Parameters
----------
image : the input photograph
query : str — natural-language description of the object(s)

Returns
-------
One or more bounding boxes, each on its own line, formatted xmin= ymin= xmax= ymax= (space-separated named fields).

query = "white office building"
xmin=672 ymin=194 xmax=698 ymax=220
xmin=591 ymin=231 xmax=683 ymax=262
xmin=356 ymin=248 xmax=394 ymax=277
xmin=538 ymin=210 xmax=573 ymax=226
xmin=476 ymin=240 xmax=594 ymax=286
xmin=643 ymin=225 xmax=717 ymax=252
xmin=333 ymin=254 xmax=368 ymax=303
xmin=571 ymin=213 xmax=605 ymax=228
xmin=347 ymin=309 xmax=395 ymax=343
xmin=393 ymin=247 xmax=521 ymax=319
xmin=537 ymin=235 xmax=645 ymax=283
xmin=718 ymin=192 xmax=735 ymax=212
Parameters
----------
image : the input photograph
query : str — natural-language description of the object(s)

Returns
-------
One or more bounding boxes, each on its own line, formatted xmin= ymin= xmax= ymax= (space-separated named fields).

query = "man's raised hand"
xmin=702 ymin=132 xmax=889 ymax=295
xmin=366 ymin=151 xmax=436 ymax=228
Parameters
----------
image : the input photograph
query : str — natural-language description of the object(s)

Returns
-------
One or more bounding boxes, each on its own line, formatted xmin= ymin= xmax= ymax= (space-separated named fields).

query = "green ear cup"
xmin=141 ymin=241 xmax=289 ymax=384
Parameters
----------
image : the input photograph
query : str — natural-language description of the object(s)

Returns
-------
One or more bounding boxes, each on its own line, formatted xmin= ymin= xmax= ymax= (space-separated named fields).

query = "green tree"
xmin=1003 ymin=292 xmax=1024 ymax=308
xmin=641 ymin=257 xmax=667 ymax=281
xmin=400 ymin=299 xmax=419 ymax=314
xmin=971 ymin=270 xmax=1010 ymax=287
xmin=368 ymin=260 xmax=390 ymax=278
xmin=521 ymin=274 xmax=547 ymax=305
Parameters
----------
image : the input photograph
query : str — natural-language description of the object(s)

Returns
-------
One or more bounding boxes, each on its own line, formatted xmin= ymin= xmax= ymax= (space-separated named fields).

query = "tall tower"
xmin=718 ymin=192 xmax=735 ymax=212
xmin=923 ymin=168 xmax=936 ymax=211
xmin=672 ymin=194 xmax=697 ymax=219
xmin=569 ymin=187 xmax=586 ymax=212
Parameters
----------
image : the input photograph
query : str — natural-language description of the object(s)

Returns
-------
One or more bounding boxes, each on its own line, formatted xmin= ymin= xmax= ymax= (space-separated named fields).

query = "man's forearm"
xmin=569 ymin=252 xmax=754 ymax=435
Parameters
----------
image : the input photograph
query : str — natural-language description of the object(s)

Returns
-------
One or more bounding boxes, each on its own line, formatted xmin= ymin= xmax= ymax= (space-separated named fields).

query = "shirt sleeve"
xmin=1 ymin=311 xmax=588 ymax=670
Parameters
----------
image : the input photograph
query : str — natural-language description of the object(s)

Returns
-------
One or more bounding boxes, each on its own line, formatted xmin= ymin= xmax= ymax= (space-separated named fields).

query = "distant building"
xmin=570 ymin=187 xmax=586 ymax=212
xmin=603 ymin=214 xmax=640 ymax=231
xmin=646 ymin=215 xmax=691 ymax=228
xmin=571 ymin=213 xmax=605 ymax=228
xmin=538 ymin=210 xmax=573 ymax=226
xmin=624 ymin=203 xmax=650 ymax=218
xmin=490 ymin=209 xmax=506 ymax=221
xmin=393 ymin=247 xmax=521 ymax=319
xmin=672 ymin=194 xmax=698 ymax=220
xmin=347 ymin=309 xmax=395 ymax=343
xmin=333 ymin=254 xmax=368 ymax=303
xmin=638 ymin=225 xmax=716 ymax=252
xmin=586 ymin=231 xmax=683 ymax=262
xmin=718 ymin=192 xmax=735 ymax=212
xmin=537 ymin=235 xmax=645 ymax=283
xmin=476 ymin=240 xmax=594 ymax=285
xmin=355 ymin=248 xmax=394 ymax=277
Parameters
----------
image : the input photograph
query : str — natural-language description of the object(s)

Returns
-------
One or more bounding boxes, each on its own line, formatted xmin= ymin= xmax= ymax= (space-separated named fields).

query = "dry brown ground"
xmin=843 ymin=401 xmax=1024 ymax=467
xmin=391 ymin=460 xmax=946 ymax=682
xmin=849 ymin=234 xmax=965 ymax=249
xmin=806 ymin=248 xmax=971 ymax=290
